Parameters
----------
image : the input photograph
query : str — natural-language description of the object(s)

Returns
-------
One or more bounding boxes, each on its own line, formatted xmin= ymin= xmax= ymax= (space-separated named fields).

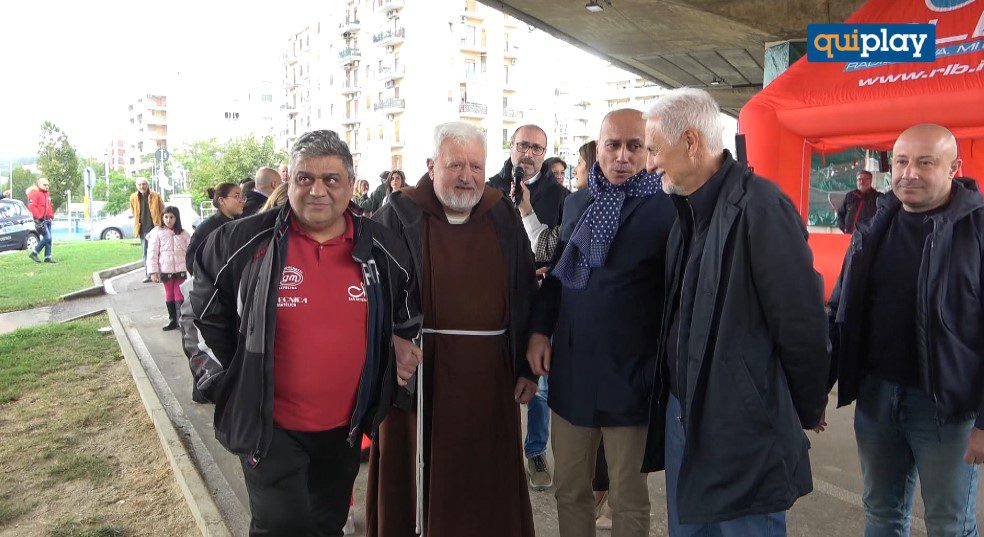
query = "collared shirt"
xmin=272 ymin=212 xmax=368 ymax=431
xmin=665 ymin=155 xmax=734 ymax=399
xmin=525 ymin=172 xmax=541 ymax=186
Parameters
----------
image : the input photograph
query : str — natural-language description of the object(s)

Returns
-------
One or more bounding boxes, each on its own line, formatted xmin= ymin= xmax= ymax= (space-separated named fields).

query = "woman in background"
xmin=186 ymin=183 xmax=244 ymax=277
xmin=358 ymin=170 xmax=406 ymax=215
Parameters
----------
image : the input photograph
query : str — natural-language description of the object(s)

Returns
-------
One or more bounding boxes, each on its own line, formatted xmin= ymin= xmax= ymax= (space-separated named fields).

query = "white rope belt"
xmin=420 ymin=328 xmax=506 ymax=336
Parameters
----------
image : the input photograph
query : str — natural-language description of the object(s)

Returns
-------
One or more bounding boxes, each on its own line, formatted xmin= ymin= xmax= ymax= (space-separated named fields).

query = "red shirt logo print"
xmin=348 ymin=283 xmax=367 ymax=302
xmin=281 ymin=266 xmax=304 ymax=290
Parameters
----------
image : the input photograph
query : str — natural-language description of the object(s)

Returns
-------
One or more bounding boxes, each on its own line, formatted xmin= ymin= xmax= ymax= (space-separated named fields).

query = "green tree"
xmin=36 ymin=122 xmax=81 ymax=210
xmin=91 ymin=169 xmax=134 ymax=215
xmin=176 ymin=136 xmax=286 ymax=204
xmin=10 ymin=167 xmax=40 ymax=203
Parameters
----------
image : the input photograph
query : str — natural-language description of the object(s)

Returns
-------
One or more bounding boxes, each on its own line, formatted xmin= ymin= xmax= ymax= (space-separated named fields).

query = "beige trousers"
xmin=551 ymin=411 xmax=651 ymax=537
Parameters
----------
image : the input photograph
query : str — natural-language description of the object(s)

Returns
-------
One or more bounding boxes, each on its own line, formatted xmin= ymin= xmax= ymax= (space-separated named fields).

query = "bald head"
xmin=255 ymin=167 xmax=283 ymax=195
xmin=597 ymin=109 xmax=646 ymax=185
xmin=892 ymin=123 xmax=961 ymax=213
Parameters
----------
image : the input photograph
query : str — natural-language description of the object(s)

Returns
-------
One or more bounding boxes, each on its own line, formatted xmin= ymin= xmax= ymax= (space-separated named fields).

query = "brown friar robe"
xmin=366 ymin=179 xmax=535 ymax=537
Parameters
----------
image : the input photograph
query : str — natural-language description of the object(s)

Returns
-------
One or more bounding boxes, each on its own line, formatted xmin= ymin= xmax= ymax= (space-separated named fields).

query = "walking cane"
xmin=415 ymin=337 xmax=425 ymax=537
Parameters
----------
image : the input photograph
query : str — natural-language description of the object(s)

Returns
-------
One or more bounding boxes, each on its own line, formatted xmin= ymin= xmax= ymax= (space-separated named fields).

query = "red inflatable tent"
xmin=738 ymin=0 xmax=984 ymax=297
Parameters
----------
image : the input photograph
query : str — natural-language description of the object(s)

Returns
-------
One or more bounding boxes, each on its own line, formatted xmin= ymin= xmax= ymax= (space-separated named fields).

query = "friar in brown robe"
xmin=368 ymin=123 xmax=539 ymax=537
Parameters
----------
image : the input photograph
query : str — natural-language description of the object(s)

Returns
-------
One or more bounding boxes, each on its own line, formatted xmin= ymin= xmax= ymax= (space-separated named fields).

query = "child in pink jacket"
xmin=147 ymin=206 xmax=191 ymax=330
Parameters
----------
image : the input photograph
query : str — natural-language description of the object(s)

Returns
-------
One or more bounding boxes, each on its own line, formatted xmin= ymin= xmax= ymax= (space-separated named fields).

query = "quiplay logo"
xmin=808 ymin=24 xmax=936 ymax=63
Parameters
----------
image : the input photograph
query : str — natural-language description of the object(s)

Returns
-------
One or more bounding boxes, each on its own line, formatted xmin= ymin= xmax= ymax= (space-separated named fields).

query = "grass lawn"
xmin=0 ymin=240 xmax=143 ymax=313
xmin=0 ymin=316 xmax=196 ymax=536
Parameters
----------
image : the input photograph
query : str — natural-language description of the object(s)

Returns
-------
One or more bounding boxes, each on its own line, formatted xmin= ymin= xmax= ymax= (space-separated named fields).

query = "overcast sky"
xmin=0 ymin=0 xmax=319 ymax=160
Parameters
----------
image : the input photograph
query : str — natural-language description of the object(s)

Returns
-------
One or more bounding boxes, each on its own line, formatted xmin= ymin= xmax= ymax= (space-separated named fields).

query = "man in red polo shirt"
xmin=184 ymin=130 xmax=422 ymax=536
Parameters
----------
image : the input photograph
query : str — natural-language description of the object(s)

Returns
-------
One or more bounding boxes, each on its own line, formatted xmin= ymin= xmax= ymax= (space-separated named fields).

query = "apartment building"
xmin=126 ymin=94 xmax=168 ymax=175
xmin=281 ymin=0 xmax=541 ymax=183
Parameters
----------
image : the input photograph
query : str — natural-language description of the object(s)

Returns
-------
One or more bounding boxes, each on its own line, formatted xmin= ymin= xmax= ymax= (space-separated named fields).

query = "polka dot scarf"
xmin=552 ymin=162 xmax=663 ymax=289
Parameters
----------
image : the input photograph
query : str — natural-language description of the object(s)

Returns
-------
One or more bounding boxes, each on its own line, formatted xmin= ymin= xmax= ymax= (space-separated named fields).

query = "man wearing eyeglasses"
xmin=489 ymin=125 xmax=570 ymax=230
xmin=489 ymin=125 xmax=570 ymax=492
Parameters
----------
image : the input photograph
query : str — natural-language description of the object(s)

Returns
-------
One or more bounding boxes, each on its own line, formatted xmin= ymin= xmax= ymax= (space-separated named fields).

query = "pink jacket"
xmin=147 ymin=227 xmax=191 ymax=275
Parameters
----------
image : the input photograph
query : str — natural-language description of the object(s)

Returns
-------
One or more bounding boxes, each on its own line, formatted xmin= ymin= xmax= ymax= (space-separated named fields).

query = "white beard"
xmin=436 ymin=185 xmax=482 ymax=214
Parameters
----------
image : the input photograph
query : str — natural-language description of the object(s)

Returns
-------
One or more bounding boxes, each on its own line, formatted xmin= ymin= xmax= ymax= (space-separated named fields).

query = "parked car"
xmin=88 ymin=194 xmax=201 ymax=241
xmin=89 ymin=212 xmax=136 ymax=240
xmin=0 ymin=199 xmax=38 ymax=252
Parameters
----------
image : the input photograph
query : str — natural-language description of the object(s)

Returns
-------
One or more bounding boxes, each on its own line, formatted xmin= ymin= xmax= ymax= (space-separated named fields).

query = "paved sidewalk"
xmin=9 ymin=267 xmax=973 ymax=536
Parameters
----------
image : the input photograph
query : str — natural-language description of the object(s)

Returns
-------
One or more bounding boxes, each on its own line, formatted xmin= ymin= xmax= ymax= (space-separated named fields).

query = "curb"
xmin=106 ymin=307 xmax=232 ymax=537
xmin=59 ymin=285 xmax=105 ymax=301
xmin=93 ymin=260 xmax=145 ymax=288
xmin=60 ymin=308 xmax=107 ymax=324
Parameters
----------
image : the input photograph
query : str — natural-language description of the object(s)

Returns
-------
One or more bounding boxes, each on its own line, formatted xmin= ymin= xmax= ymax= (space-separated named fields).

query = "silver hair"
xmin=135 ymin=177 xmax=149 ymax=186
xmin=643 ymin=88 xmax=724 ymax=153
xmin=289 ymin=130 xmax=355 ymax=179
xmin=432 ymin=122 xmax=486 ymax=160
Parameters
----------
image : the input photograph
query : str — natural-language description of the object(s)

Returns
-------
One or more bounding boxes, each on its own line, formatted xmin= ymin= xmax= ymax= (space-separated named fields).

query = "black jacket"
xmin=828 ymin=181 xmax=984 ymax=428
xmin=181 ymin=204 xmax=421 ymax=462
xmin=358 ymin=182 xmax=391 ymax=215
xmin=488 ymin=159 xmax=570 ymax=227
xmin=185 ymin=213 xmax=232 ymax=277
xmin=241 ymin=189 xmax=269 ymax=217
xmin=642 ymin=155 xmax=830 ymax=524
xmin=373 ymin=181 xmax=538 ymax=383
xmin=837 ymin=189 xmax=880 ymax=234
xmin=529 ymin=188 xmax=675 ymax=427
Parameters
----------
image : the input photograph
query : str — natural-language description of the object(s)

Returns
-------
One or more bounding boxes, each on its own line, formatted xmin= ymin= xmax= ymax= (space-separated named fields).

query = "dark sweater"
xmin=863 ymin=206 xmax=943 ymax=387
xmin=665 ymin=159 xmax=732 ymax=398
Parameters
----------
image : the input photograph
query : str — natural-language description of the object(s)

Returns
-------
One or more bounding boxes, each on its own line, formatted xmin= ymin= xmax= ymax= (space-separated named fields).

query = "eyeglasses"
xmin=224 ymin=193 xmax=244 ymax=200
xmin=513 ymin=141 xmax=546 ymax=156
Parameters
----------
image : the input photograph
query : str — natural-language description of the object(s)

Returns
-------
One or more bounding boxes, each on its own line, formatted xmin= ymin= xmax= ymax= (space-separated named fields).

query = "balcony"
xmin=377 ymin=65 xmax=405 ymax=82
xmin=339 ymin=48 xmax=361 ymax=65
xmin=380 ymin=0 xmax=404 ymax=11
xmin=458 ymin=101 xmax=487 ymax=118
xmin=374 ymin=98 xmax=406 ymax=112
xmin=286 ymin=50 xmax=298 ymax=65
xmin=339 ymin=19 xmax=361 ymax=35
xmin=341 ymin=114 xmax=361 ymax=126
xmin=373 ymin=27 xmax=405 ymax=46
xmin=463 ymin=70 xmax=486 ymax=83
xmin=503 ymin=108 xmax=524 ymax=121
xmin=504 ymin=43 xmax=520 ymax=58
xmin=340 ymin=80 xmax=361 ymax=94
xmin=459 ymin=38 xmax=485 ymax=53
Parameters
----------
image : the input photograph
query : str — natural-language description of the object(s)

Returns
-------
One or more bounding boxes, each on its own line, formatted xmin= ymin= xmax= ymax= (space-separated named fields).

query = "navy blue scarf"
xmin=552 ymin=163 xmax=662 ymax=289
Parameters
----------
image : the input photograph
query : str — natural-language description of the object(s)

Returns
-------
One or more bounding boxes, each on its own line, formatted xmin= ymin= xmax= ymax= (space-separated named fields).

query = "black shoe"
xmin=43 ymin=257 xmax=58 ymax=263
xmin=162 ymin=301 xmax=178 ymax=331
xmin=143 ymin=276 xmax=152 ymax=283
xmin=29 ymin=252 xmax=40 ymax=263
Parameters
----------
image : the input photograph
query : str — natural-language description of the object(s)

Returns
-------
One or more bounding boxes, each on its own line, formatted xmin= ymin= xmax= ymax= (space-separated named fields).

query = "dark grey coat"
xmin=642 ymin=156 xmax=830 ymax=524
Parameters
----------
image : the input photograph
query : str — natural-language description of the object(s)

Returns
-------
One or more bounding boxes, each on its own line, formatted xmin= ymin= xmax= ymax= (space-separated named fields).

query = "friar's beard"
xmin=436 ymin=183 xmax=483 ymax=214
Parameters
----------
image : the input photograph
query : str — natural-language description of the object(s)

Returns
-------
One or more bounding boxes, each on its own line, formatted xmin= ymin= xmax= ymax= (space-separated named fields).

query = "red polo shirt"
xmin=273 ymin=212 xmax=368 ymax=431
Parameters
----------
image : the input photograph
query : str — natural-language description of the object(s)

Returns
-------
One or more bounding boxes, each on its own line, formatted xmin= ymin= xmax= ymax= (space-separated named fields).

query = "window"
xmin=262 ymin=94 xmax=273 ymax=102
xmin=465 ymin=60 xmax=476 ymax=73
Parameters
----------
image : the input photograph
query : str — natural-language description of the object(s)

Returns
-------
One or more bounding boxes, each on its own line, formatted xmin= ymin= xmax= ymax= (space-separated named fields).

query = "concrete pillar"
xmin=763 ymin=40 xmax=807 ymax=87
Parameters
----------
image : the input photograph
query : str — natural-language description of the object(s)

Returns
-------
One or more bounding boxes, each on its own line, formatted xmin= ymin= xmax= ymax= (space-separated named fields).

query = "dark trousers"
xmin=241 ymin=425 xmax=360 ymax=536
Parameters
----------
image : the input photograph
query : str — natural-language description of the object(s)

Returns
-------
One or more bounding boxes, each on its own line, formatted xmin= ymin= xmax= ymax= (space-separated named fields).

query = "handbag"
xmin=33 ymin=218 xmax=46 ymax=235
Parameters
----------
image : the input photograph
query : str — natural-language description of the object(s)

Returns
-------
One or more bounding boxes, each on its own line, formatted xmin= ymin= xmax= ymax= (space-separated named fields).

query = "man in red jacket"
xmin=27 ymin=177 xmax=56 ymax=263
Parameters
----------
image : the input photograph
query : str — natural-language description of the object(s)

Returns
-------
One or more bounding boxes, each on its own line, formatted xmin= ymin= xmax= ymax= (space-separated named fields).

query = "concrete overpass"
xmin=481 ymin=0 xmax=864 ymax=115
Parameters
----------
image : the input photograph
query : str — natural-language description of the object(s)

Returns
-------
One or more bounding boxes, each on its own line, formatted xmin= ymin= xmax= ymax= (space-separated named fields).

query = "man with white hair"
xmin=243 ymin=166 xmax=283 ymax=216
xmin=640 ymin=88 xmax=829 ymax=535
xmin=367 ymin=121 xmax=538 ymax=537
xmin=129 ymin=177 xmax=165 ymax=281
